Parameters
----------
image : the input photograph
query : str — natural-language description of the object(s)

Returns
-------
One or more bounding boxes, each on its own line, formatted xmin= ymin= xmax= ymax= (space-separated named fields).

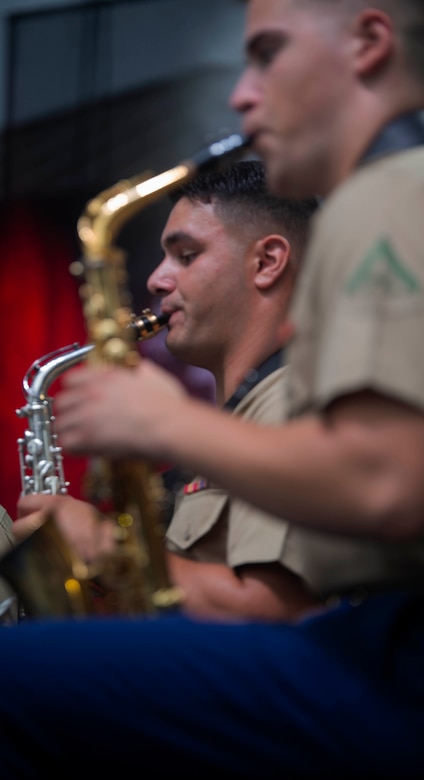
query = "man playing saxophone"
xmin=12 ymin=160 xmax=321 ymax=621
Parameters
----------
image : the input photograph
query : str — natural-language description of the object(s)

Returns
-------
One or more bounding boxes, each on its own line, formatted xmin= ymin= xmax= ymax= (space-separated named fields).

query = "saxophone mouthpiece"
xmin=192 ymin=132 xmax=251 ymax=172
xmin=130 ymin=309 xmax=170 ymax=341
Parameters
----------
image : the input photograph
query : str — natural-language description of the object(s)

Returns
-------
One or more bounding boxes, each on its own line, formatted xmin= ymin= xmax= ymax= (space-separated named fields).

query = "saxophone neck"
xmin=77 ymin=165 xmax=193 ymax=262
xmin=19 ymin=309 xmax=169 ymax=408
xmin=77 ymin=133 xmax=249 ymax=262
xmin=22 ymin=343 xmax=94 ymax=403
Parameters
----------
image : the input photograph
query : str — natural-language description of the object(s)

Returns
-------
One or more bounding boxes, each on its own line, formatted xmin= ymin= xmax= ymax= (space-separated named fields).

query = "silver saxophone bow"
xmin=16 ymin=309 xmax=169 ymax=496
xmin=16 ymin=342 xmax=94 ymax=496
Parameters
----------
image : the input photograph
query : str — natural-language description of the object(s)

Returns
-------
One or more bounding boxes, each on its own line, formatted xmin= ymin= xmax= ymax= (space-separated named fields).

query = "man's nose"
xmin=229 ymin=70 xmax=256 ymax=114
xmin=228 ymin=73 xmax=250 ymax=113
xmin=147 ymin=261 xmax=175 ymax=296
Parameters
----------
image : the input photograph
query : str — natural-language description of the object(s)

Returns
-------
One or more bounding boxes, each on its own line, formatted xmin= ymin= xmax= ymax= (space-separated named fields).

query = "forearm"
xmin=56 ymin=365 xmax=424 ymax=541
xmin=160 ymin=395 xmax=424 ymax=542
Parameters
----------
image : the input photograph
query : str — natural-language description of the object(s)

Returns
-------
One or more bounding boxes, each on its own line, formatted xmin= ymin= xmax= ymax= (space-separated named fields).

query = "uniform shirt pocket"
xmin=165 ymin=488 xmax=229 ymax=563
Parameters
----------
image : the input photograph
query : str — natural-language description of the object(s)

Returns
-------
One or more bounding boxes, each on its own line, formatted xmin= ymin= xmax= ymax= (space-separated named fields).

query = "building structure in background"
xmin=0 ymin=0 xmax=240 ymax=515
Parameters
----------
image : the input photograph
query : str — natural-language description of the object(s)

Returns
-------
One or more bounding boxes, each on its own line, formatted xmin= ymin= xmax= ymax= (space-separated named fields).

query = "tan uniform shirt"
xmin=285 ymin=146 xmax=424 ymax=595
xmin=166 ymin=367 xmax=303 ymax=571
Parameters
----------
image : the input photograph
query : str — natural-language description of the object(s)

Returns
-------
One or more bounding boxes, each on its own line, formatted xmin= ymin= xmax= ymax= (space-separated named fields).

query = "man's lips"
xmin=242 ymin=124 xmax=263 ymax=143
xmin=161 ymin=309 xmax=180 ymax=325
xmin=243 ymin=132 xmax=270 ymax=162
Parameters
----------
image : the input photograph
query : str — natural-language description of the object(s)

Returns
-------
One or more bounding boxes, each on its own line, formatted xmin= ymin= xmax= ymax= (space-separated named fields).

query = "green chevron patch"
xmin=345 ymin=238 xmax=421 ymax=296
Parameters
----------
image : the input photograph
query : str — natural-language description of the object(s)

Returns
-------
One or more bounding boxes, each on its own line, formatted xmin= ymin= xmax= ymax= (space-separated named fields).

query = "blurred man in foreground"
xmin=1 ymin=2 xmax=424 ymax=777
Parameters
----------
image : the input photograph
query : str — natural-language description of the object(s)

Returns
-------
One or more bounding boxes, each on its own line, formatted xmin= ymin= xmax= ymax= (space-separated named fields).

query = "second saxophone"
xmin=16 ymin=310 xmax=169 ymax=497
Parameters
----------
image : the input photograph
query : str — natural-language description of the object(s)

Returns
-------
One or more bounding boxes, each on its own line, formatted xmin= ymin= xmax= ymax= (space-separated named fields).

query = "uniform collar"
xmin=359 ymin=111 xmax=424 ymax=166
xmin=224 ymin=350 xmax=284 ymax=412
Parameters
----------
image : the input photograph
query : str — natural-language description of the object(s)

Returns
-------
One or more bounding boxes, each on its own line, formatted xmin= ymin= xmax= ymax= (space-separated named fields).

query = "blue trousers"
xmin=0 ymin=589 xmax=423 ymax=778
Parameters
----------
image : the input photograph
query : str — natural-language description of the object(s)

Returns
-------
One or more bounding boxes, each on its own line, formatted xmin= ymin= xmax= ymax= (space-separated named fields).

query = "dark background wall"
xmin=0 ymin=0 xmax=244 ymax=516
xmin=1 ymin=0 xmax=245 ymax=302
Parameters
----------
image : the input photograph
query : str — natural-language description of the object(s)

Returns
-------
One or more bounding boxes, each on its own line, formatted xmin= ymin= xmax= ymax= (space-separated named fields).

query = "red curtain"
xmin=0 ymin=202 xmax=88 ymax=519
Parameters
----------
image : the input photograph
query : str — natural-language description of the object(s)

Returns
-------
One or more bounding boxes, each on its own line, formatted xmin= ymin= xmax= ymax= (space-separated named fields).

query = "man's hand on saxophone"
xmin=14 ymin=494 xmax=116 ymax=566
xmin=55 ymin=360 xmax=189 ymax=461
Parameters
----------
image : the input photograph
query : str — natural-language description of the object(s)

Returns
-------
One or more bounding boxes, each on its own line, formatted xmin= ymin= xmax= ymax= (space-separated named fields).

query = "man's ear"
xmin=351 ymin=9 xmax=394 ymax=76
xmin=254 ymin=234 xmax=291 ymax=290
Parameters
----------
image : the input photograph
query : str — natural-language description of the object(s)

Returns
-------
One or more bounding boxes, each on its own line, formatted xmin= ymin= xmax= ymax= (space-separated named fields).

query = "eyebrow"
xmin=161 ymin=230 xmax=194 ymax=251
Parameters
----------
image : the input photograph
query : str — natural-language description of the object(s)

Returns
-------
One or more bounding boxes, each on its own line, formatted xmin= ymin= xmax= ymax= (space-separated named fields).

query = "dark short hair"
xmin=170 ymin=160 xmax=319 ymax=262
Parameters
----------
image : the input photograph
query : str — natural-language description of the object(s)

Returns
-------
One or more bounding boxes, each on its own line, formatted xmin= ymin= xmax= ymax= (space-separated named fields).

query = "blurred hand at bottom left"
xmin=15 ymin=494 xmax=116 ymax=565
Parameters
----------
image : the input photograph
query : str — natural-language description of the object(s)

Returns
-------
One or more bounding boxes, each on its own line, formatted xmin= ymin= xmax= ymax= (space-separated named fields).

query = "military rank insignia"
xmin=345 ymin=237 xmax=421 ymax=297
xmin=183 ymin=478 xmax=209 ymax=495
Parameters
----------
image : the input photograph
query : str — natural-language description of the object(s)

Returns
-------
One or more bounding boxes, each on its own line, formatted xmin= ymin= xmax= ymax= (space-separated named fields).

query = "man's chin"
xmin=169 ymin=340 xmax=206 ymax=368
xmin=266 ymin=165 xmax=316 ymax=199
xmin=265 ymin=168 xmax=291 ymax=197
xmin=261 ymin=153 xmax=289 ymax=196
xmin=166 ymin=336 xmax=190 ymax=362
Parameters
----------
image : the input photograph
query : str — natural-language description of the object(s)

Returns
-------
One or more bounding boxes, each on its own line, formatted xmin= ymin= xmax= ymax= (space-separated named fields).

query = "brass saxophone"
xmin=0 ymin=132 xmax=249 ymax=619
